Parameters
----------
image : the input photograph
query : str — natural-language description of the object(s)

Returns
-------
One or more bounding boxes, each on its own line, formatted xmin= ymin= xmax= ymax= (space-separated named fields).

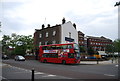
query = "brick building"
xmin=78 ymin=31 xmax=87 ymax=53
xmin=34 ymin=18 xmax=78 ymax=49
xmin=86 ymin=36 xmax=113 ymax=51
xmin=78 ymin=31 xmax=85 ymax=47
xmin=78 ymin=30 xmax=113 ymax=53
xmin=34 ymin=18 xmax=113 ymax=54
xmin=34 ymin=24 xmax=61 ymax=49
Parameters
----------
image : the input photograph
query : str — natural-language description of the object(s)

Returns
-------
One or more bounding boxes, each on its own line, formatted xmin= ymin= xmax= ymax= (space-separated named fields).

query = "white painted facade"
xmin=61 ymin=21 xmax=78 ymax=44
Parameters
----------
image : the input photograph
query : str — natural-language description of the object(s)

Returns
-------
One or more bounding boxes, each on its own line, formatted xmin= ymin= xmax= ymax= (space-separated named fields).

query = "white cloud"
xmin=1 ymin=0 xmax=119 ymax=40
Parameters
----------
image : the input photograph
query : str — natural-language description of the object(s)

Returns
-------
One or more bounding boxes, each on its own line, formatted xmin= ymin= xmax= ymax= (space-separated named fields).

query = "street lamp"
xmin=114 ymin=1 xmax=120 ymax=7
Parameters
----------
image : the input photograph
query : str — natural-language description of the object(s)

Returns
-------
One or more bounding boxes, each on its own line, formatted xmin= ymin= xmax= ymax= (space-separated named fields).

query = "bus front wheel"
xmin=62 ymin=60 xmax=66 ymax=64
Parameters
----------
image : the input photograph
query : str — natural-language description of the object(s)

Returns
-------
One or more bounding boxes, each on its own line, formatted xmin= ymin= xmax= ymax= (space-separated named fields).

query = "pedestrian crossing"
xmin=2 ymin=63 xmax=72 ymax=79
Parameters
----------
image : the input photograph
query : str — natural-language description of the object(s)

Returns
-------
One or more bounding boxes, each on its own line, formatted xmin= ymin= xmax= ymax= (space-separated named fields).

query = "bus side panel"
xmin=66 ymin=59 xmax=80 ymax=64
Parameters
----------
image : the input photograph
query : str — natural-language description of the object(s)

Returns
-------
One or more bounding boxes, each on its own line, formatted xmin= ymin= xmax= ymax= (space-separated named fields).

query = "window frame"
xmin=39 ymin=33 xmax=42 ymax=38
xmin=53 ymin=31 xmax=56 ymax=36
xmin=46 ymin=32 xmax=48 ymax=37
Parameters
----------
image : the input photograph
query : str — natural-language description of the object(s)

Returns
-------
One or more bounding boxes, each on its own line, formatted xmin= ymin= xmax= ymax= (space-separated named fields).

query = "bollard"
xmin=97 ymin=59 xmax=99 ymax=64
xmin=31 ymin=68 xmax=34 ymax=81
xmin=112 ymin=59 xmax=113 ymax=63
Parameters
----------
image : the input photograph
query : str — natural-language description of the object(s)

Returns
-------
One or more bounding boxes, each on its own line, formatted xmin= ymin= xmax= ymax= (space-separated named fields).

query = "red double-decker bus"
xmin=38 ymin=43 xmax=80 ymax=64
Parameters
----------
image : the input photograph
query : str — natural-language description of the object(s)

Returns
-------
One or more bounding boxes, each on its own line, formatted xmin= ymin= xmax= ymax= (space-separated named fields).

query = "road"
xmin=2 ymin=59 xmax=119 ymax=81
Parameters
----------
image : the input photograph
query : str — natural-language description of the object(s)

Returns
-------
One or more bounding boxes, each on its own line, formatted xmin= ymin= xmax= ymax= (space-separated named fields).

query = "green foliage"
xmin=79 ymin=46 xmax=85 ymax=53
xmin=113 ymin=39 xmax=120 ymax=52
xmin=13 ymin=45 xmax=26 ymax=56
xmin=87 ymin=47 xmax=95 ymax=55
xmin=105 ymin=39 xmax=120 ymax=53
xmin=2 ymin=33 xmax=33 ymax=56
xmin=105 ymin=45 xmax=114 ymax=53
xmin=2 ymin=35 xmax=11 ymax=54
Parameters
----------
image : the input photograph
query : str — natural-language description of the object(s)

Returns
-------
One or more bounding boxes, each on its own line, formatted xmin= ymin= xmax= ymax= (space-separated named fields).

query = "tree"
xmin=87 ymin=47 xmax=95 ymax=55
xmin=105 ymin=45 xmax=114 ymax=54
xmin=14 ymin=45 xmax=26 ymax=56
xmin=12 ymin=35 xmax=34 ymax=55
xmin=113 ymin=39 xmax=120 ymax=52
xmin=79 ymin=46 xmax=85 ymax=53
xmin=2 ymin=34 xmax=34 ymax=56
xmin=2 ymin=35 xmax=11 ymax=55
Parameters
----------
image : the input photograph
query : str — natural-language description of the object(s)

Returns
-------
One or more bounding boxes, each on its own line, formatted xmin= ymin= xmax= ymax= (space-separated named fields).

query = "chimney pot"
xmin=42 ymin=24 xmax=45 ymax=29
xmin=62 ymin=17 xmax=66 ymax=24
xmin=73 ymin=23 xmax=76 ymax=29
xmin=47 ymin=24 xmax=50 ymax=27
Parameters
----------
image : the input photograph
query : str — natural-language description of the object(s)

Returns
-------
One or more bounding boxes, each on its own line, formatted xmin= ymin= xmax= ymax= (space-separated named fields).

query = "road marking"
xmin=0 ymin=76 xmax=11 ymax=81
xmin=13 ymin=72 xmax=29 ymax=73
xmin=9 ymin=65 xmax=31 ymax=72
xmin=104 ymin=74 xmax=115 ymax=77
xmin=42 ymin=74 xmax=56 ymax=77
xmin=35 ymin=72 xmax=44 ymax=75
xmin=2 ymin=64 xmax=64 ymax=79
xmin=1 ymin=63 xmax=10 ymax=67
xmin=71 ymin=66 xmax=77 ymax=67
xmin=115 ymin=65 xmax=118 ymax=67
xmin=47 ymin=74 xmax=56 ymax=77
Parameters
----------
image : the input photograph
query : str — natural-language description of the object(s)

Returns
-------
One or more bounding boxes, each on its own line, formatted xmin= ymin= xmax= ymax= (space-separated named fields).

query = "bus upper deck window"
xmin=51 ymin=46 xmax=56 ymax=49
xmin=56 ymin=46 xmax=61 ymax=49
xmin=42 ymin=46 xmax=47 ymax=50
xmin=68 ymin=45 xmax=72 ymax=49
xmin=62 ymin=45 xmax=67 ymax=49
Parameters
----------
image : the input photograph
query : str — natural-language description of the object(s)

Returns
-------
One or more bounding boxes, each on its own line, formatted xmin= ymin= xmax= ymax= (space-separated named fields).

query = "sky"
xmin=0 ymin=0 xmax=119 ymax=41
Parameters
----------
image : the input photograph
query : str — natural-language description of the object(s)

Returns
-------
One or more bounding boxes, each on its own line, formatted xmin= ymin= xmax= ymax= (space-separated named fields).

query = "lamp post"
xmin=111 ymin=45 xmax=114 ymax=63
xmin=114 ymin=1 xmax=120 ymax=7
xmin=114 ymin=1 xmax=119 ymax=63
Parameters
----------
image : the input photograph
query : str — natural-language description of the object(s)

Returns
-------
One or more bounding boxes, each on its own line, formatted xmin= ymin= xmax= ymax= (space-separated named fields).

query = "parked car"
xmin=101 ymin=55 xmax=108 ymax=60
xmin=14 ymin=55 xmax=25 ymax=61
xmin=2 ymin=55 xmax=9 ymax=60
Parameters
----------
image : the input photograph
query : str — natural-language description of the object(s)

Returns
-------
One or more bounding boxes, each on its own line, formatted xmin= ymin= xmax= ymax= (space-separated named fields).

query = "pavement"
xmin=80 ymin=59 xmax=118 ymax=64
xmin=80 ymin=59 xmax=118 ymax=65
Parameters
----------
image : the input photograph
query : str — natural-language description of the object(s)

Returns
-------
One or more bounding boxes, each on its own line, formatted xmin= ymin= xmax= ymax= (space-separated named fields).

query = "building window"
xmin=46 ymin=32 xmax=48 ymax=37
xmin=45 ymin=41 xmax=48 ymax=45
xmin=39 ymin=34 xmax=42 ymax=38
xmin=52 ymin=40 xmax=56 ymax=44
xmin=39 ymin=42 xmax=42 ymax=46
xmin=53 ymin=31 xmax=56 ymax=36
xmin=69 ymin=32 xmax=71 ymax=38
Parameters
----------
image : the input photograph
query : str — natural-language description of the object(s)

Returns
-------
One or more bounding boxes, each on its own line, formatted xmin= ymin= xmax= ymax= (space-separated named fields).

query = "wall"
xmin=61 ymin=21 xmax=78 ymax=44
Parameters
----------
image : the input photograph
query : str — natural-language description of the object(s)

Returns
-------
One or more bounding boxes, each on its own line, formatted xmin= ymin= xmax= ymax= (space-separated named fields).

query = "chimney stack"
xmin=42 ymin=24 xmax=45 ymax=29
xmin=62 ymin=17 xmax=66 ymax=24
xmin=47 ymin=24 xmax=50 ymax=27
xmin=73 ymin=23 xmax=76 ymax=29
